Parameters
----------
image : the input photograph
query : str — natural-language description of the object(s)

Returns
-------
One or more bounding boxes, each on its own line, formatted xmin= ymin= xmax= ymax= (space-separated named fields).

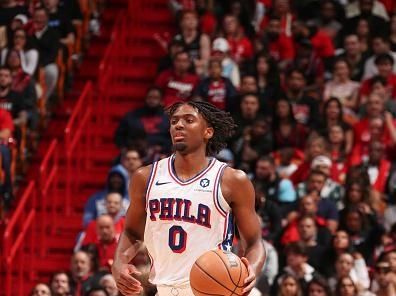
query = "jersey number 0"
xmin=168 ymin=225 xmax=187 ymax=253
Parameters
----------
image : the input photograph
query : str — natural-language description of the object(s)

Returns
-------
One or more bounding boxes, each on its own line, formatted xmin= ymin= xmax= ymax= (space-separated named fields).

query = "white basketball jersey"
xmin=144 ymin=155 xmax=234 ymax=285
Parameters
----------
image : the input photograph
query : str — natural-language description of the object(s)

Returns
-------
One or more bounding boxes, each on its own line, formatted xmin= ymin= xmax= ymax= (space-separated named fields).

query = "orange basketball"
xmin=190 ymin=249 xmax=248 ymax=296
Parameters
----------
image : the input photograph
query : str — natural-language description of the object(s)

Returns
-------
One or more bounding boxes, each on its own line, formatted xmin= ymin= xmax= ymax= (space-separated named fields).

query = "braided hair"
xmin=167 ymin=101 xmax=237 ymax=156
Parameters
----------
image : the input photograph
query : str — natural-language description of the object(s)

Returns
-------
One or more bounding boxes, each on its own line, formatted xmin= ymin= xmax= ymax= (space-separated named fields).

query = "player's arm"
xmin=112 ymin=165 xmax=151 ymax=295
xmin=222 ymin=167 xmax=266 ymax=293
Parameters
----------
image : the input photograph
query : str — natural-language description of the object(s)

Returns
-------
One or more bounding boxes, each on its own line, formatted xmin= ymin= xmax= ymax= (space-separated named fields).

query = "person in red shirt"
xmin=82 ymin=215 xmax=118 ymax=270
xmin=78 ymin=192 xmax=125 ymax=251
xmin=0 ymin=107 xmax=14 ymax=209
xmin=222 ymin=14 xmax=254 ymax=65
xmin=260 ymin=16 xmax=295 ymax=69
xmin=155 ymin=51 xmax=199 ymax=107
xmin=360 ymin=53 xmax=396 ymax=101
xmin=195 ymin=59 xmax=237 ymax=111
xmin=351 ymin=93 xmax=396 ymax=164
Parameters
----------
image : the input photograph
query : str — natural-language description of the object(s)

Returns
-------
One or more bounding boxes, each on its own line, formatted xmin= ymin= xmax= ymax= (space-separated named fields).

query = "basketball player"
xmin=112 ymin=101 xmax=266 ymax=295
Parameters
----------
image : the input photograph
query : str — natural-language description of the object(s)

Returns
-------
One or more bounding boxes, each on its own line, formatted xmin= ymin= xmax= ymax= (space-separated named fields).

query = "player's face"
xmin=170 ymin=104 xmax=213 ymax=154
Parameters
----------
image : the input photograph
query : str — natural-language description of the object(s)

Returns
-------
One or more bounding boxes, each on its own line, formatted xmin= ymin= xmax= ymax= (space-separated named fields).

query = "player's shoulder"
xmin=132 ymin=164 xmax=153 ymax=183
xmin=221 ymin=166 xmax=252 ymax=187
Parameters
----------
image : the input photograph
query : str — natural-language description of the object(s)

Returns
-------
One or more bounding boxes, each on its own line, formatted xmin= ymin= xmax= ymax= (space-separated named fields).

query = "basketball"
xmin=190 ymin=249 xmax=248 ymax=296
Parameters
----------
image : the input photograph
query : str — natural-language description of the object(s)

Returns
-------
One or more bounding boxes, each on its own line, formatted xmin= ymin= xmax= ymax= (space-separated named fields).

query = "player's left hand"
xmin=241 ymin=257 xmax=256 ymax=295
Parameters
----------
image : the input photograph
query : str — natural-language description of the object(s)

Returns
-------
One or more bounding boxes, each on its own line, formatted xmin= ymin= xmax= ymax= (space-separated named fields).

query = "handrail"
xmin=3 ymin=181 xmax=36 ymax=296
xmin=64 ymin=82 xmax=93 ymax=215
xmin=38 ymin=139 xmax=59 ymax=256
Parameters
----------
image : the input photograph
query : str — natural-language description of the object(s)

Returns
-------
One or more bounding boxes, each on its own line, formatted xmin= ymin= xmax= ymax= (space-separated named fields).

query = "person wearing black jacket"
xmin=195 ymin=59 xmax=237 ymax=112
xmin=30 ymin=7 xmax=60 ymax=99
xmin=114 ymin=86 xmax=171 ymax=157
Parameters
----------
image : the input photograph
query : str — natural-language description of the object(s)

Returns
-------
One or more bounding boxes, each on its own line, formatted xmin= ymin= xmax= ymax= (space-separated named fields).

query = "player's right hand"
xmin=112 ymin=262 xmax=143 ymax=295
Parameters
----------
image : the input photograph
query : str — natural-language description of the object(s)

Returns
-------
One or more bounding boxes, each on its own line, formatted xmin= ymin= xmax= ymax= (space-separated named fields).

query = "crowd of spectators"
xmin=31 ymin=0 xmax=396 ymax=295
xmin=0 ymin=0 xmax=100 ymax=214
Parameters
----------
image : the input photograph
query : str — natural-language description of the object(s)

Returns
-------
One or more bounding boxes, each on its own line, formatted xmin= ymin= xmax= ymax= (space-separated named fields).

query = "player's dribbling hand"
xmin=241 ymin=257 xmax=256 ymax=295
xmin=112 ymin=262 xmax=143 ymax=295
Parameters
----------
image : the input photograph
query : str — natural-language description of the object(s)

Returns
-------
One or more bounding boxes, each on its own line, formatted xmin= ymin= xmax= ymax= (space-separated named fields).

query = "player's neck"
xmin=173 ymin=151 xmax=210 ymax=181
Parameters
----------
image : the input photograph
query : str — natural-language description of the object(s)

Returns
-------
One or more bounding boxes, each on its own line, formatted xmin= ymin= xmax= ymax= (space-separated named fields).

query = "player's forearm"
xmin=244 ymin=239 xmax=266 ymax=276
xmin=114 ymin=228 xmax=142 ymax=263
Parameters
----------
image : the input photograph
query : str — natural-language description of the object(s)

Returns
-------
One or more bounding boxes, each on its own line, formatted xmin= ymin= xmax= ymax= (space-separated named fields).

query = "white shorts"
xmin=156 ymin=282 xmax=194 ymax=296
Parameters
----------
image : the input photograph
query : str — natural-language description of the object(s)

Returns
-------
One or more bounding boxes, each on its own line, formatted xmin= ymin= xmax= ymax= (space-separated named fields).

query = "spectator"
xmin=326 ymin=125 xmax=349 ymax=184
xmin=211 ymin=37 xmax=240 ymax=88
xmin=5 ymin=48 xmax=38 ymax=127
xmin=363 ymin=36 xmax=396 ymax=79
xmin=258 ymin=16 xmax=295 ymax=69
xmin=118 ymin=146 xmax=143 ymax=178
xmin=391 ymin=14 xmax=396 ymax=51
xmin=30 ymin=6 xmax=60 ymax=100
xmin=337 ymin=34 xmax=369 ymax=82
xmin=315 ymin=0 xmax=343 ymax=43
xmin=346 ymin=0 xmax=389 ymax=20
xmin=253 ymin=155 xmax=296 ymax=215
xmin=43 ymin=0 xmax=76 ymax=47
xmin=0 ymin=0 xmax=28 ymax=27
xmin=82 ymin=165 xmax=129 ymax=227
xmin=256 ymin=240 xmax=279 ymax=293
xmin=82 ymin=215 xmax=118 ymax=270
xmin=231 ymin=93 xmax=260 ymax=145
xmin=355 ymin=18 xmax=371 ymax=56
xmin=371 ymin=260 xmax=396 ymax=295
xmin=276 ymin=274 xmax=303 ymax=296
xmin=344 ymin=0 xmax=390 ymax=38
xmin=50 ymin=272 xmax=71 ymax=296
xmin=1 ymin=28 xmax=39 ymax=76
xmin=85 ymin=287 xmax=109 ymax=296
xmin=324 ymin=58 xmax=360 ymax=116
xmin=195 ymin=59 xmax=237 ymax=111
xmin=173 ymin=10 xmax=210 ymax=75
xmin=281 ymin=195 xmax=332 ymax=249
xmin=296 ymin=169 xmax=339 ymax=233
xmin=289 ymin=39 xmax=325 ymax=89
xmin=78 ymin=192 xmax=125 ymax=251
xmin=0 ymin=66 xmax=32 ymax=127
xmin=157 ymin=37 xmax=185 ymax=73
xmin=222 ymin=14 xmax=254 ymax=65
xmin=259 ymin=0 xmax=294 ymax=37
xmin=70 ymin=250 xmax=104 ymax=296
xmin=254 ymin=183 xmax=283 ymax=243
xmin=361 ymin=53 xmax=396 ymax=101
xmin=318 ymin=97 xmax=353 ymax=154
xmin=274 ymin=242 xmax=318 ymax=294
xmin=290 ymin=135 xmax=329 ymax=186
xmin=296 ymin=214 xmax=329 ymax=273
xmin=155 ymin=51 xmax=199 ymax=107
xmin=32 ymin=283 xmax=52 ymax=296
xmin=114 ymin=86 xmax=171 ymax=154
xmin=272 ymin=97 xmax=308 ymax=150
xmin=98 ymin=274 xmax=118 ymax=296
xmin=335 ymin=275 xmax=361 ymax=296
xmin=328 ymin=252 xmax=371 ymax=292
xmin=283 ymin=68 xmax=320 ymax=128
xmin=253 ymin=52 xmax=282 ymax=113
xmin=236 ymin=116 xmax=273 ymax=173
xmin=306 ymin=275 xmax=332 ymax=296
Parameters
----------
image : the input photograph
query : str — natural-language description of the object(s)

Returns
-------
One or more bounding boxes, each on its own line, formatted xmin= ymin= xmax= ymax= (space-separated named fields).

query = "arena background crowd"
xmin=7 ymin=0 xmax=396 ymax=295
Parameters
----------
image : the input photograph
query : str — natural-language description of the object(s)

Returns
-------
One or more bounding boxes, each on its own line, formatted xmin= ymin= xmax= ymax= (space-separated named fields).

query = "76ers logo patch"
xmin=200 ymin=178 xmax=210 ymax=188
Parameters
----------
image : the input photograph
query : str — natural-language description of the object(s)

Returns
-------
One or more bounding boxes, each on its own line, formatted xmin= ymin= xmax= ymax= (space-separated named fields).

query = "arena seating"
xmin=0 ymin=0 xmax=173 ymax=294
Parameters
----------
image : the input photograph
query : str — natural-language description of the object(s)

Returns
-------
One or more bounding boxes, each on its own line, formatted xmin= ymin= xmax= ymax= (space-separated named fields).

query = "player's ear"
xmin=204 ymin=127 xmax=214 ymax=140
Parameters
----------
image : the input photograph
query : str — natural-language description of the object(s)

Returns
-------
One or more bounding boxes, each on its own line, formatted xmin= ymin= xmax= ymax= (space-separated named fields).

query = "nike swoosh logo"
xmin=155 ymin=181 xmax=172 ymax=186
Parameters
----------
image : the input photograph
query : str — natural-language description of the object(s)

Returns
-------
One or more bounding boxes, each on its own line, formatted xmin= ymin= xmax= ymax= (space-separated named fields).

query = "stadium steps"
xmin=1 ymin=0 xmax=173 ymax=293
